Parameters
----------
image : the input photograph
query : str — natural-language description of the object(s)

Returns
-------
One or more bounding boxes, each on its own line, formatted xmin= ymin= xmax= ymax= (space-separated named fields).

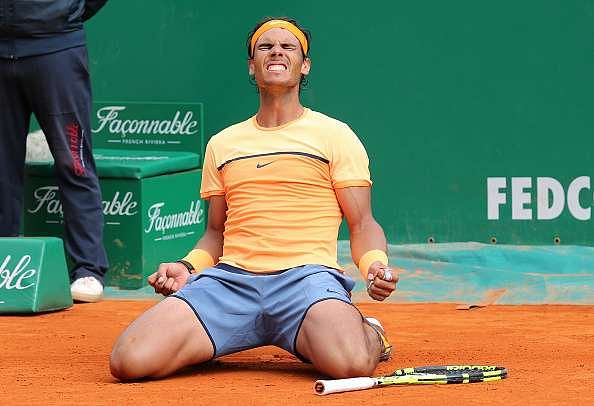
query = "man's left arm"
xmin=335 ymin=186 xmax=398 ymax=301
xmin=83 ymin=0 xmax=109 ymax=21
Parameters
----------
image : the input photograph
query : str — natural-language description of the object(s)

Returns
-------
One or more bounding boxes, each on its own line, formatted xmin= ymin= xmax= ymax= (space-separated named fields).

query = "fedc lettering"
xmin=487 ymin=176 xmax=592 ymax=221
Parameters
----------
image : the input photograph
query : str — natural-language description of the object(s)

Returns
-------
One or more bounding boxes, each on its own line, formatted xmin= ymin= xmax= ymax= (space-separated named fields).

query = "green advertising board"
xmin=24 ymin=154 xmax=205 ymax=289
xmin=24 ymin=102 xmax=207 ymax=289
xmin=0 ymin=237 xmax=72 ymax=313
xmin=92 ymin=102 xmax=204 ymax=157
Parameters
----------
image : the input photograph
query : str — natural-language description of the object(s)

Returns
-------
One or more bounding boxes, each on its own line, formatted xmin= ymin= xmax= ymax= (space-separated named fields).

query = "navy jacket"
xmin=0 ymin=0 xmax=108 ymax=58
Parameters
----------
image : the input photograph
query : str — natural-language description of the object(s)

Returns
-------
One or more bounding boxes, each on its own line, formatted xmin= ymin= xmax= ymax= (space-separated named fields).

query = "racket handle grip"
xmin=314 ymin=377 xmax=375 ymax=395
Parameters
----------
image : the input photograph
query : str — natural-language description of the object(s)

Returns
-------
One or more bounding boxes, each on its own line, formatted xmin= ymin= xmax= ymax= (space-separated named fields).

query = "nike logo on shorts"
xmin=256 ymin=161 xmax=274 ymax=168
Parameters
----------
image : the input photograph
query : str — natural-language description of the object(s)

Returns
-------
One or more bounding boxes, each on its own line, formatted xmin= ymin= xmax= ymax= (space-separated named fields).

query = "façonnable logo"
xmin=28 ymin=186 xmax=138 ymax=217
xmin=92 ymin=106 xmax=198 ymax=137
xmin=144 ymin=200 xmax=204 ymax=234
xmin=0 ymin=255 xmax=37 ymax=291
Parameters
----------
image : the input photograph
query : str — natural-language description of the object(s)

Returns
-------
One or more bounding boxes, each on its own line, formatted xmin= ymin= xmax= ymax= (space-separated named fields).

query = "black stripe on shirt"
xmin=217 ymin=151 xmax=329 ymax=171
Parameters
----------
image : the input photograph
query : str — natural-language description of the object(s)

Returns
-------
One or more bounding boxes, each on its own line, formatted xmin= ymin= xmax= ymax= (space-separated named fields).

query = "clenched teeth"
xmin=267 ymin=64 xmax=287 ymax=72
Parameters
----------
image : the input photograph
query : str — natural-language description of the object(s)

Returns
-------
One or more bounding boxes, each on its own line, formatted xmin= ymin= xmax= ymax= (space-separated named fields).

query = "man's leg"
xmin=295 ymin=299 xmax=382 ymax=378
xmin=0 ymin=58 xmax=31 ymax=236
xmin=112 ymin=267 xmax=267 ymax=380
xmin=110 ymin=297 xmax=214 ymax=380
xmin=23 ymin=47 xmax=108 ymax=287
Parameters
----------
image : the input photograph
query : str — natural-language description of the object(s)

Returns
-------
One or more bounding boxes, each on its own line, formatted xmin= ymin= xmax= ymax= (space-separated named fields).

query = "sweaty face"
xmin=249 ymin=27 xmax=310 ymax=90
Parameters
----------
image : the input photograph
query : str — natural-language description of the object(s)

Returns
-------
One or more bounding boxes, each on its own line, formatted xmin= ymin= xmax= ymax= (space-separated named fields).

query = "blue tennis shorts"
xmin=172 ymin=263 xmax=356 ymax=360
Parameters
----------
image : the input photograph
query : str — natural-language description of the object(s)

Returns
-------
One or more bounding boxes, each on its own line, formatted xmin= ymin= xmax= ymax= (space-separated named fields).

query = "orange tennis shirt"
xmin=200 ymin=108 xmax=371 ymax=272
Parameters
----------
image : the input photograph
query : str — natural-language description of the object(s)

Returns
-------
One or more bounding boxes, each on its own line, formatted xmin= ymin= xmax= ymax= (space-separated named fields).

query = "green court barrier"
xmin=0 ymin=237 xmax=72 ymax=313
xmin=81 ymin=2 xmax=594 ymax=246
xmin=99 ymin=241 xmax=594 ymax=304
xmin=339 ymin=242 xmax=594 ymax=304
xmin=24 ymin=151 xmax=205 ymax=289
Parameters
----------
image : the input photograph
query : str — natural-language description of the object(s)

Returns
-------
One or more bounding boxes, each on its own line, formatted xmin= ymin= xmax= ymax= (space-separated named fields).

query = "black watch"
xmin=176 ymin=260 xmax=194 ymax=274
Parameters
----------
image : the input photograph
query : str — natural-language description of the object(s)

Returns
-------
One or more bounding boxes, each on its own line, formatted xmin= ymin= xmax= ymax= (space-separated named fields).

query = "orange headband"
xmin=250 ymin=20 xmax=308 ymax=56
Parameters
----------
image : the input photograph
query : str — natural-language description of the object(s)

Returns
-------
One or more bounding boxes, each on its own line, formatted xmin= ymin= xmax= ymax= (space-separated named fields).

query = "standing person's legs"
xmin=0 ymin=58 xmax=32 ymax=236
xmin=21 ymin=47 xmax=108 ymax=294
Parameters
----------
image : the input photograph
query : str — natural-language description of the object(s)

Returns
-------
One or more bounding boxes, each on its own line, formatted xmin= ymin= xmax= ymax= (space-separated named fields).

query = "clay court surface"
xmin=3 ymin=301 xmax=594 ymax=405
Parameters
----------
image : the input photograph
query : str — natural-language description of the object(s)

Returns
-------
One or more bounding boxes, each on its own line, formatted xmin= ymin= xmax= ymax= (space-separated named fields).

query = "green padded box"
xmin=23 ymin=149 xmax=206 ymax=289
xmin=0 ymin=237 xmax=72 ymax=313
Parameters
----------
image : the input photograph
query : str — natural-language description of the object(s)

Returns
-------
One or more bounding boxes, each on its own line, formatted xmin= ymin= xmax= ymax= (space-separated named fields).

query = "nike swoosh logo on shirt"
xmin=256 ymin=161 xmax=274 ymax=168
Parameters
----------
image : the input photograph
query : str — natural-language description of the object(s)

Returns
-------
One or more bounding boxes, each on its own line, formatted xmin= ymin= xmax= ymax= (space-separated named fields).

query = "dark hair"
xmin=246 ymin=17 xmax=311 ymax=91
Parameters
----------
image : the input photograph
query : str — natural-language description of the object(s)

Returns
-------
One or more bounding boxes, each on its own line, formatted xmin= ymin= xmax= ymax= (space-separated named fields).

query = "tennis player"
xmin=110 ymin=17 xmax=398 ymax=381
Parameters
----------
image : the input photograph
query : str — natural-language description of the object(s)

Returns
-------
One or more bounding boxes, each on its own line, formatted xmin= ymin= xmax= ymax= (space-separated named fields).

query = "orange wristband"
xmin=181 ymin=249 xmax=215 ymax=274
xmin=357 ymin=250 xmax=388 ymax=279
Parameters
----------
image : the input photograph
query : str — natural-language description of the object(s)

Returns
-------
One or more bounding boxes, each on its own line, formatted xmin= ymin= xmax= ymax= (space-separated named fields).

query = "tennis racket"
xmin=314 ymin=365 xmax=508 ymax=395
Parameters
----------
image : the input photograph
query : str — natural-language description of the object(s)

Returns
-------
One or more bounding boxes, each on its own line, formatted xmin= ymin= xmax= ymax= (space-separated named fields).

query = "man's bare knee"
xmin=297 ymin=300 xmax=381 ymax=378
xmin=109 ymin=335 xmax=157 ymax=381
xmin=110 ymin=341 xmax=148 ymax=381
xmin=109 ymin=298 xmax=213 ymax=381
xmin=345 ymin=349 xmax=377 ymax=377
xmin=109 ymin=349 xmax=133 ymax=381
xmin=321 ymin=345 xmax=378 ymax=379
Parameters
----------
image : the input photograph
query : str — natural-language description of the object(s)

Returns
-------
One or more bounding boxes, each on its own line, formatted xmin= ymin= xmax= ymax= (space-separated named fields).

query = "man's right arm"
xmin=148 ymin=195 xmax=226 ymax=295
xmin=191 ymin=194 xmax=226 ymax=261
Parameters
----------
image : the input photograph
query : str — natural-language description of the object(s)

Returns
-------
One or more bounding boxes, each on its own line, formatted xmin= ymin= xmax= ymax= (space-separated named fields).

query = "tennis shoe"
xmin=71 ymin=276 xmax=104 ymax=303
xmin=365 ymin=317 xmax=392 ymax=362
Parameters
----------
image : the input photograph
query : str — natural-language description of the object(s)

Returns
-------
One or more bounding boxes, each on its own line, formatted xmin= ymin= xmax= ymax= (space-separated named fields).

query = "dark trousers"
xmin=0 ymin=46 xmax=108 ymax=283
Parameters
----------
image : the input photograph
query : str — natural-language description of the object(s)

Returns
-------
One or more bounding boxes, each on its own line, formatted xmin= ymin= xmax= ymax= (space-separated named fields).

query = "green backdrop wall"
xmin=84 ymin=1 xmax=594 ymax=245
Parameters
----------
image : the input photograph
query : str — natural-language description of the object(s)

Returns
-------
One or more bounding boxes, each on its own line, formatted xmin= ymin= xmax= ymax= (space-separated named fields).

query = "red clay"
xmin=2 ymin=301 xmax=593 ymax=405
